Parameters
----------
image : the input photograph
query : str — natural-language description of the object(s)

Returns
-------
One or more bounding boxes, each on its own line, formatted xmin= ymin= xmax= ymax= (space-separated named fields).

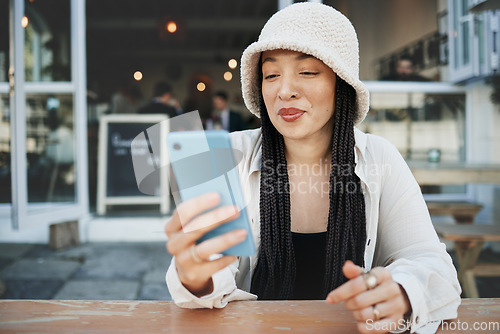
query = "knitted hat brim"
xmin=240 ymin=40 xmax=369 ymax=126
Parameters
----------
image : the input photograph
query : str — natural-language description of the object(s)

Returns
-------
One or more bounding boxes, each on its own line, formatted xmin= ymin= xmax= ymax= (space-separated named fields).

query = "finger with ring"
xmin=190 ymin=244 xmax=204 ymax=264
xmin=363 ymin=271 xmax=378 ymax=290
xmin=372 ymin=305 xmax=381 ymax=321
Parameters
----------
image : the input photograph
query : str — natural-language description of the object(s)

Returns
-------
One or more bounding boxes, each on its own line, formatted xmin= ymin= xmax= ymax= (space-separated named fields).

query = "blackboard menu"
xmin=106 ymin=123 xmax=157 ymax=197
xmin=97 ymin=114 xmax=169 ymax=215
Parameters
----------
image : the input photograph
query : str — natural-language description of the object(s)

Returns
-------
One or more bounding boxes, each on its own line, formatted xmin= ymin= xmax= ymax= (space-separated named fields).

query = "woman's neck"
xmin=284 ymin=136 xmax=332 ymax=166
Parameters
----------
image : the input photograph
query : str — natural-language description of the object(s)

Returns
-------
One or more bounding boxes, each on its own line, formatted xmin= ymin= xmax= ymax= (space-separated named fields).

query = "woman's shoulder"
xmin=229 ymin=128 xmax=262 ymax=174
xmin=354 ymin=128 xmax=402 ymax=164
xmin=229 ymin=128 xmax=262 ymax=152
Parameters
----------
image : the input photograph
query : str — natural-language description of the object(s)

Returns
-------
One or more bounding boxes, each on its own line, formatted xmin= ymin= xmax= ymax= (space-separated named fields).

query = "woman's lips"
xmin=278 ymin=108 xmax=305 ymax=122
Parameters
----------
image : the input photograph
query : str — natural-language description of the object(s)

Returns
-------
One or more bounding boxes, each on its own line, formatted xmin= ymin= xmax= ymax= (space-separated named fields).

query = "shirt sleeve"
xmin=374 ymin=139 xmax=461 ymax=333
xmin=165 ymin=256 xmax=257 ymax=309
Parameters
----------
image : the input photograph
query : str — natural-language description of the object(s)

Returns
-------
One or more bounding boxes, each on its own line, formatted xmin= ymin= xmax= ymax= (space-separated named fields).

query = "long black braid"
xmin=250 ymin=75 xmax=367 ymax=300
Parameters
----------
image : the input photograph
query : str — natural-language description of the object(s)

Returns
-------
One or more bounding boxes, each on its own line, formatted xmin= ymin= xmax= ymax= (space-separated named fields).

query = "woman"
xmin=165 ymin=3 xmax=460 ymax=333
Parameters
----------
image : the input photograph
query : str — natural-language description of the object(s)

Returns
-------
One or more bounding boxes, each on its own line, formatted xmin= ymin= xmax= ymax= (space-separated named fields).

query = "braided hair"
xmin=250 ymin=75 xmax=367 ymax=300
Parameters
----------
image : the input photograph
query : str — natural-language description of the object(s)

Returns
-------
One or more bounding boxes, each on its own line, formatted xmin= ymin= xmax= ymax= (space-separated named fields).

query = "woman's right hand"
xmin=165 ymin=192 xmax=248 ymax=297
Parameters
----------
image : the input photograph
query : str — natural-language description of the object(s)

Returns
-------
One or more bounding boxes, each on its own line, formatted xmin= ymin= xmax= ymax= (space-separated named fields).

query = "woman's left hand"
xmin=326 ymin=261 xmax=411 ymax=334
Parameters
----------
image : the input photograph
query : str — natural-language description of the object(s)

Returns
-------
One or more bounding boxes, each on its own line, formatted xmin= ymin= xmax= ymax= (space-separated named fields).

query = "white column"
xmin=72 ymin=0 xmax=89 ymax=216
xmin=278 ymin=0 xmax=293 ymax=11
xmin=10 ymin=0 xmax=27 ymax=230
xmin=279 ymin=0 xmax=322 ymax=11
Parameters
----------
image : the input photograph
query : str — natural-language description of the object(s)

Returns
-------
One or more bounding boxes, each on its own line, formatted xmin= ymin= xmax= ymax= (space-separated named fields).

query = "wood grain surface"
xmin=0 ymin=298 xmax=498 ymax=333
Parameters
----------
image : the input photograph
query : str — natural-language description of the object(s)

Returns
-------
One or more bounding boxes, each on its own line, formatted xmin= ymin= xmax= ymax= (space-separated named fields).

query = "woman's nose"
xmin=277 ymin=76 xmax=299 ymax=100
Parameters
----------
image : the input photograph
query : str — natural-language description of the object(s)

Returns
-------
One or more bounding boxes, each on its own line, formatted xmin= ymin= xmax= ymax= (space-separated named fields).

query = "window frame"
xmin=363 ymin=81 xmax=472 ymax=202
xmin=0 ymin=0 xmax=88 ymax=231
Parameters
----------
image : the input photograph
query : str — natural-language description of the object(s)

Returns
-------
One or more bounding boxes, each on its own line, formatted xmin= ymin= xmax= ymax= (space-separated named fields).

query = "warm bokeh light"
xmin=166 ymin=21 xmax=177 ymax=33
xmin=197 ymin=82 xmax=206 ymax=92
xmin=21 ymin=16 xmax=29 ymax=28
xmin=133 ymin=71 xmax=143 ymax=81
xmin=224 ymin=71 xmax=233 ymax=81
xmin=228 ymin=59 xmax=237 ymax=69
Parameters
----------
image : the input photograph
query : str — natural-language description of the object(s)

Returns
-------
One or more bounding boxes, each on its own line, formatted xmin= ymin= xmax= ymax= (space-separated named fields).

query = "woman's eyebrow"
xmin=296 ymin=54 xmax=314 ymax=61
xmin=262 ymin=54 xmax=313 ymax=64
xmin=262 ymin=57 xmax=275 ymax=64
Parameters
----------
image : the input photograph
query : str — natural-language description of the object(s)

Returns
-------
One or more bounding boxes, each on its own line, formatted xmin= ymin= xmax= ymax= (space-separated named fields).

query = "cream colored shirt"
xmin=166 ymin=128 xmax=461 ymax=334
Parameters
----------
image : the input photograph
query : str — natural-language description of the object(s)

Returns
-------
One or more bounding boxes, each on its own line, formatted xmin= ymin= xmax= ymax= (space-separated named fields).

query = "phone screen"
xmin=167 ymin=130 xmax=255 ymax=257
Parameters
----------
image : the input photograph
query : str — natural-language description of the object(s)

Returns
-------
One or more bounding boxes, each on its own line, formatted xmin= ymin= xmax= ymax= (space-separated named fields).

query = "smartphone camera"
xmin=173 ymin=143 xmax=181 ymax=150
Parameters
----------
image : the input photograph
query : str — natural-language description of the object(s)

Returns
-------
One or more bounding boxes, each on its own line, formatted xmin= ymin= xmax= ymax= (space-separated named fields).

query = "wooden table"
xmin=409 ymin=162 xmax=500 ymax=186
xmin=434 ymin=224 xmax=500 ymax=298
xmin=0 ymin=299 xmax=498 ymax=333
xmin=408 ymin=161 xmax=500 ymax=223
xmin=427 ymin=201 xmax=483 ymax=224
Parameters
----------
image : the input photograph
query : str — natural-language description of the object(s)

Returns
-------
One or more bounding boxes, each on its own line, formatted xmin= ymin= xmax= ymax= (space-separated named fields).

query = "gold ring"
xmin=373 ymin=305 xmax=380 ymax=321
xmin=362 ymin=272 xmax=378 ymax=290
xmin=189 ymin=245 xmax=203 ymax=264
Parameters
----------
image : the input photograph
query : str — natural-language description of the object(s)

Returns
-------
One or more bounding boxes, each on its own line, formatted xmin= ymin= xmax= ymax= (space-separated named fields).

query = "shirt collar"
xmin=248 ymin=131 xmax=263 ymax=176
xmin=353 ymin=127 xmax=367 ymax=164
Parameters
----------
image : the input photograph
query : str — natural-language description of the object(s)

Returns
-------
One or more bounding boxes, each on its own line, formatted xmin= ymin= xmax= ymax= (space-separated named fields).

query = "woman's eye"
xmin=301 ymin=71 xmax=319 ymax=76
xmin=264 ymin=74 xmax=278 ymax=80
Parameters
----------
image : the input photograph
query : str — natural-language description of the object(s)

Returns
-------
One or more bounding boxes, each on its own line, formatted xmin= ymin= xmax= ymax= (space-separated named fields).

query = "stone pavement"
xmin=0 ymin=242 xmax=500 ymax=300
xmin=0 ymin=242 xmax=172 ymax=300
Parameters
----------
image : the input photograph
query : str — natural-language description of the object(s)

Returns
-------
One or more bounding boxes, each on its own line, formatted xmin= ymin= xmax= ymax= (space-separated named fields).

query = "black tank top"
xmin=291 ymin=231 xmax=327 ymax=300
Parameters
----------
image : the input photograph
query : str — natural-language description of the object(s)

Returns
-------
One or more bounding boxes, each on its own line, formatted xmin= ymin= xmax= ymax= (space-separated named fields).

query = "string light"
xmin=166 ymin=21 xmax=177 ymax=33
xmin=133 ymin=71 xmax=143 ymax=81
xmin=197 ymin=82 xmax=206 ymax=92
xmin=21 ymin=16 xmax=29 ymax=28
xmin=224 ymin=71 xmax=233 ymax=81
xmin=228 ymin=59 xmax=237 ymax=69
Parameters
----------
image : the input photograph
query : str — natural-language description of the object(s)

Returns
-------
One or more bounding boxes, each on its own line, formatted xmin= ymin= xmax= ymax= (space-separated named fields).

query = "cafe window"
xmin=24 ymin=0 xmax=71 ymax=82
xmin=449 ymin=0 xmax=474 ymax=81
xmin=1 ymin=0 xmax=87 ymax=230
xmin=360 ymin=82 xmax=468 ymax=199
xmin=0 ymin=1 xmax=7 ymax=83
xmin=26 ymin=94 xmax=75 ymax=203
xmin=449 ymin=0 xmax=500 ymax=82
xmin=0 ymin=94 xmax=9 ymax=204
xmin=0 ymin=0 xmax=10 ymax=203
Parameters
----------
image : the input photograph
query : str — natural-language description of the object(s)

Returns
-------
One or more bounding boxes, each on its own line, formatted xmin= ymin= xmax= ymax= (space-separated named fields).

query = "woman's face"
xmin=261 ymin=49 xmax=337 ymax=142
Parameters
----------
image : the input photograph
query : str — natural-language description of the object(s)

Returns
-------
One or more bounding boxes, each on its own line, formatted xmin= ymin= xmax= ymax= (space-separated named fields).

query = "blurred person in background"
xmin=110 ymin=80 xmax=145 ymax=114
xmin=381 ymin=56 xmax=430 ymax=82
xmin=205 ymin=90 xmax=247 ymax=132
xmin=139 ymin=81 xmax=178 ymax=118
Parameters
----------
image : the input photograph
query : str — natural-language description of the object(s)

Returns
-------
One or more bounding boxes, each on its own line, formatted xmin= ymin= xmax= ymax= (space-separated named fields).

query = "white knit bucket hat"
xmin=240 ymin=2 xmax=369 ymax=125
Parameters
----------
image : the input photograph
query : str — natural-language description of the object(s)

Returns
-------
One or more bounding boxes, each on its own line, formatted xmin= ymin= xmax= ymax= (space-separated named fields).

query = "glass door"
xmin=1 ymin=0 xmax=88 ymax=231
xmin=0 ymin=1 xmax=10 ymax=207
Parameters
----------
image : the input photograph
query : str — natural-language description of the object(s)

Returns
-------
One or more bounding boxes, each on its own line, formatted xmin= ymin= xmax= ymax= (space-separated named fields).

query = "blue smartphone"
xmin=167 ymin=130 xmax=255 ymax=257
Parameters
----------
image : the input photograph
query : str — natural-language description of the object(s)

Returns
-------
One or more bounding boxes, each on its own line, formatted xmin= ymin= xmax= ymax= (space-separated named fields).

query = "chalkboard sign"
xmin=106 ymin=123 xmax=149 ymax=197
xmin=97 ymin=114 xmax=170 ymax=215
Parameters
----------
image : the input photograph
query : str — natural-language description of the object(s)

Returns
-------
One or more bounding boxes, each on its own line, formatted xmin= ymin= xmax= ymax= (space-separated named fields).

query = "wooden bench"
xmin=434 ymin=223 xmax=500 ymax=298
xmin=427 ymin=201 xmax=483 ymax=224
